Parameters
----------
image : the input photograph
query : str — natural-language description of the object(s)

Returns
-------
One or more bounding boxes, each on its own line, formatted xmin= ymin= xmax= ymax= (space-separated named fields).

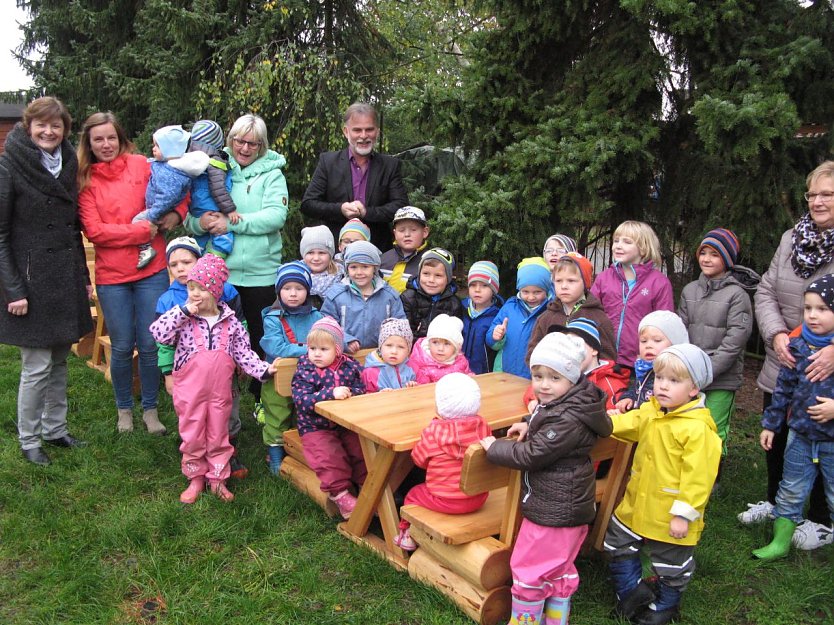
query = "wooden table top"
xmin=315 ymin=372 xmax=531 ymax=451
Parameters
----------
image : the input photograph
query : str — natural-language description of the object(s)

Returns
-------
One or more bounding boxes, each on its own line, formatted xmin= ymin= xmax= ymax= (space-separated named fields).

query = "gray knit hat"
xmin=300 ymin=225 xmax=335 ymax=258
xmin=638 ymin=310 xmax=689 ymax=346
xmin=659 ymin=344 xmax=713 ymax=389
xmin=378 ymin=317 xmax=413 ymax=352
xmin=343 ymin=240 xmax=382 ymax=266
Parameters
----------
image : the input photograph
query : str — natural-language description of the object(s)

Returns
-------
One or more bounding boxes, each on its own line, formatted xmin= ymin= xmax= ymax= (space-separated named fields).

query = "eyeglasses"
xmin=544 ymin=247 xmax=568 ymax=256
xmin=232 ymin=137 xmax=262 ymax=150
xmin=804 ymin=191 xmax=834 ymax=203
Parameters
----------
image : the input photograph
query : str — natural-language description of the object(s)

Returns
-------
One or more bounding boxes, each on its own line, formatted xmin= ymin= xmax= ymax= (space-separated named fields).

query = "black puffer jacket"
xmin=487 ymin=376 xmax=612 ymax=527
xmin=401 ymin=278 xmax=463 ymax=338
xmin=0 ymin=123 xmax=92 ymax=348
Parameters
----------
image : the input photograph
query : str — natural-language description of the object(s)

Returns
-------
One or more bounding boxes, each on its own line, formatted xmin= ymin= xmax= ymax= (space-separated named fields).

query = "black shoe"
xmin=229 ymin=455 xmax=249 ymax=480
xmin=22 ymin=447 xmax=51 ymax=466
xmin=616 ymin=580 xmax=657 ymax=621
xmin=44 ymin=434 xmax=88 ymax=448
xmin=635 ymin=605 xmax=680 ymax=625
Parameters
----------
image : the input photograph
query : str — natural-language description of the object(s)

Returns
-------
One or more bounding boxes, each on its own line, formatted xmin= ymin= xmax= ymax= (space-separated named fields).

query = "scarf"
xmin=791 ymin=212 xmax=834 ymax=279
xmin=376 ymin=359 xmax=417 ymax=390
xmin=801 ymin=323 xmax=834 ymax=349
xmin=634 ymin=358 xmax=654 ymax=382
xmin=311 ymin=270 xmax=342 ymax=297
xmin=39 ymin=147 xmax=62 ymax=178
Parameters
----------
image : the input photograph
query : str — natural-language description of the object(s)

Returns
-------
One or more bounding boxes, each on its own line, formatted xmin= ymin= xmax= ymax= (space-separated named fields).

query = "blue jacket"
xmin=260 ymin=304 xmax=324 ymax=361
xmin=486 ymin=295 xmax=551 ymax=379
xmin=462 ymin=295 xmax=504 ymax=375
xmin=146 ymin=159 xmax=197 ymax=222
xmin=762 ymin=335 xmax=834 ymax=441
xmin=188 ymin=142 xmax=235 ymax=217
xmin=321 ymin=277 xmax=406 ymax=348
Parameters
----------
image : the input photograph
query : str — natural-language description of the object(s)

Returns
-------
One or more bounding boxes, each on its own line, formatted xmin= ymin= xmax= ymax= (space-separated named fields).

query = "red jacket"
xmin=78 ymin=153 xmax=188 ymax=285
xmin=523 ymin=359 xmax=630 ymax=412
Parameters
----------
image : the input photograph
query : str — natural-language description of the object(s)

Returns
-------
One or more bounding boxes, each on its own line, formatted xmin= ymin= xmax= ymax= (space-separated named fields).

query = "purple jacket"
xmin=291 ymin=354 xmax=365 ymax=435
xmin=149 ymin=302 xmax=270 ymax=380
xmin=590 ymin=262 xmax=674 ymax=367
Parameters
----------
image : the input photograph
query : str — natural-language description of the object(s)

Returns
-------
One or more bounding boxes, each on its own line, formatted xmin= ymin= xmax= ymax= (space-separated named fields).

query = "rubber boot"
xmin=544 ymin=596 xmax=570 ymax=625
xmin=142 ymin=408 xmax=167 ymax=435
xmin=180 ymin=477 xmax=205 ymax=504
xmin=267 ymin=445 xmax=285 ymax=475
xmin=752 ymin=517 xmax=797 ymax=560
xmin=610 ymin=557 xmax=653 ymax=619
xmin=117 ymin=408 xmax=133 ymax=433
xmin=636 ymin=583 xmax=681 ymax=625
xmin=210 ymin=480 xmax=234 ymax=502
xmin=509 ymin=597 xmax=545 ymax=625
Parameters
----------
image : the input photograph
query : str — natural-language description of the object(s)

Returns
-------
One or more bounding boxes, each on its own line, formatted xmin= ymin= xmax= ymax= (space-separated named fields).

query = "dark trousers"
xmin=234 ymin=284 xmax=276 ymax=401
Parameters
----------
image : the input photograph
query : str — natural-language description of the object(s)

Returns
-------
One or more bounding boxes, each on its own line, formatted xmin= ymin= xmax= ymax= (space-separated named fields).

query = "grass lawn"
xmin=1 ymin=344 xmax=833 ymax=625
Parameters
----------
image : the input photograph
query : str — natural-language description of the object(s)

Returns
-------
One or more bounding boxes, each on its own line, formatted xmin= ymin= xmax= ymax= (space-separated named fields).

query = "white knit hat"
xmin=300 ymin=225 xmax=335 ymax=257
xmin=436 ymin=373 xmax=481 ymax=419
xmin=426 ymin=314 xmax=464 ymax=351
xmin=529 ymin=332 xmax=585 ymax=383
xmin=638 ymin=310 xmax=689 ymax=346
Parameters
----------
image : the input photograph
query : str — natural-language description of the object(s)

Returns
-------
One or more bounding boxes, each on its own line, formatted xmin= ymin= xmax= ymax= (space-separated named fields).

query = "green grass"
xmin=1 ymin=344 xmax=833 ymax=624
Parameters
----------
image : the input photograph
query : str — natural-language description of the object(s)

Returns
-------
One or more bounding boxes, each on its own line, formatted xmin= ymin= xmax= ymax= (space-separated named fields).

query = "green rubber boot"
xmin=752 ymin=517 xmax=796 ymax=560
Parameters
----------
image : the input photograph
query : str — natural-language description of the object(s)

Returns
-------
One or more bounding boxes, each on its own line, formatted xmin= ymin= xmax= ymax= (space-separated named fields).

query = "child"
xmin=605 ymin=344 xmax=721 ymax=625
xmin=678 ymin=228 xmax=757 ymax=455
xmin=380 ymin=206 xmax=430 ymax=293
xmin=462 ymin=261 xmax=505 ymax=374
xmin=523 ymin=318 xmax=630 ymax=413
xmin=321 ymin=240 xmax=406 ymax=352
xmin=590 ymin=220 xmax=674 ymax=368
xmin=291 ymin=317 xmax=366 ymax=519
xmin=155 ymin=236 xmax=249 ymax=477
xmin=334 ymin=218 xmax=370 ymax=266
xmin=482 ymin=332 xmax=612 ymax=625
xmin=132 ymin=125 xmax=211 ymax=269
xmin=150 ymin=255 xmax=278 ymax=503
xmin=752 ymin=275 xmax=834 ymax=559
xmin=361 ymin=317 xmax=418 ymax=392
xmin=299 ymin=225 xmax=344 ymax=309
xmin=394 ymin=373 xmax=493 ymax=551
xmin=259 ymin=261 xmax=324 ymax=474
xmin=401 ymin=247 xmax=463 ymax=338
xmin=188 ymin=119 xmax=241 ymax=257
xmin=526 ymin=252 xmax=617 ymax=364
xmin=613 ymin=310 xmax=689 ymax=414
xmin=487 ymin=257 xmax=554 ymax=379
xmin=409 ymin=314 xmax=473 ymax=384
xmin=542 ymin=233 xmax=578 ymax=268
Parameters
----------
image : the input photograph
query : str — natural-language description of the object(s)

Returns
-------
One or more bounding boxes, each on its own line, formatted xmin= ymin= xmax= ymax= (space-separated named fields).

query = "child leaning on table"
xmin=394 ymin=373 xmax=493 ymax=551
xmin=361 ymin=317 xmax=418 ymax=392
xmin=605 ymin=344 xmax=720 ymax=625
xmin=409 ymin=314 xmax=474 ymax=384
xmin=149 ymin=255 xmax=278 ymax=504
xmin=482 ymin=332 xmax=612 ymax=625
xmin=291 ymin=316 xmax=367 ymax=520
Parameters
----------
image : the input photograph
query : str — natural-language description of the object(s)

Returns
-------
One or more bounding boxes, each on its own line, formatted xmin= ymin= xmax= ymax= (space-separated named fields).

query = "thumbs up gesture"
xmin=492 ymin=317 xmax=508 ymax=341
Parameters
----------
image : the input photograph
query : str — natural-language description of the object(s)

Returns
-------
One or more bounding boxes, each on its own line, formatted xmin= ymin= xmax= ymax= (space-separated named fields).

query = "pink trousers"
xmin=404 ymin=483 xmax=488 ymax=514
xmin=301 ymin=428 xmax=367 ymax=495
xmin=510 ymin=518 xmax=588 ymax=601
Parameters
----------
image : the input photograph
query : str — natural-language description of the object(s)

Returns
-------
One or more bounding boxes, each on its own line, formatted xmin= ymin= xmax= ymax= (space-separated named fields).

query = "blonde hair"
xmin=551 ymin=258 xmax=582 ymax=278
xmin=76 ymin=112 xmax=135 ymax=190
xmin=652 ymin=352 xmax=695 ymax=385
xmin=307 ymin=329 xmax=338 ymax=348
xmin=613 ymin=220 xmax=663 ymax=268
xmin=807 ymin=161 xmax=834 ymax=189
xmin=227 ymin=114 xmax=268 ymax=159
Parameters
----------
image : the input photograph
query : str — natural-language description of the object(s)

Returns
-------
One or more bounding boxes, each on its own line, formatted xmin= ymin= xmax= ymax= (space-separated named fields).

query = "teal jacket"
xmin=186 ymin=149 xmax=288 ymax=287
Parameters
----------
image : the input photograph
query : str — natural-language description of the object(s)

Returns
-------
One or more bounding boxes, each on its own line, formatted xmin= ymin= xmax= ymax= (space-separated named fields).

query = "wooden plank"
xmin=282 ymin=429 xmax=307 ymax=465
xmin=279 ymin=456 xmax=339 ymax=517
xmin=401 ymin=488 xmax=507 ymax=545
xmin=460 ymin=443 xmax=512 ymax=495
xmin=274 ymin=348 xmax=374 ymax=397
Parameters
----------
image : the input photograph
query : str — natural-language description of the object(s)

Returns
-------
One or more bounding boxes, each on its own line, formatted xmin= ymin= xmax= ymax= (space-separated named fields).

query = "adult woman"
xmin=0 ymin=97 xmax=93 ymax=465
xmin=742 ymin=161 xmax=834 ymax=549
xmin=186 ymin=114 xmax=288 ymax=408
xmin=77 ymin=112 xmax=186 ymax=434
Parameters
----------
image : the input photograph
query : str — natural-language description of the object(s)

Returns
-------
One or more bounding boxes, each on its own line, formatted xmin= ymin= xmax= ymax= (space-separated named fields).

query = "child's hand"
xmin=346 ymin=340 xmax=361 ymax=354
xmin=227 ymin=210 xmax=242 ymax=225
xmin=480 ymin=435 xmax=496 ymax=450
xmin=405 ymin=380 xmax=419 ymax=388
xmin=760 ymin=429 xmax=775 ymax=451
xmin=607 ymin=408 xmax=622 ymax=416
xmin=185 ymin=301 xmax=200 ymax=315
xmin=615 ymin=397 xmax=633 ymax=413
xmin=526 ymin=399 xmax=538 ymax=414
xmin=266 ymin=358 xmax=279 ymax=375
xmin=669 ymin=516 xmax=689 ymax=539
xmin=333 ymin=386 xmax=352 ymax=400
xmin=808 ymin=396 xmax=834 ymax=423
xmin=164 ymin=375 xmax=173 ymax=396
xmin=507 ymin=421 xmax=529 ymax=441
xmin=492 ymin=318 xmax=508 ymax=341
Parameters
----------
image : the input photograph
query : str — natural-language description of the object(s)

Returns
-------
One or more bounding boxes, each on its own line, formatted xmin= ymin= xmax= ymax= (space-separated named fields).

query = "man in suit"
xmin=301 ymin=102 xmax=409 ymax=252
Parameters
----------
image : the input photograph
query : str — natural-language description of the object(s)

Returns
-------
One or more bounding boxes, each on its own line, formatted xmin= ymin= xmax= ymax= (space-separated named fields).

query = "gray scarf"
xmin=39 ymin=147 xmax=62 ymax=178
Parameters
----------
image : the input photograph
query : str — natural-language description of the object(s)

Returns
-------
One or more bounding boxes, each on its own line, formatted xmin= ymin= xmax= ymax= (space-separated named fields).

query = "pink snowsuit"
xmin=409 ymin=337 xmax=474 ymax=384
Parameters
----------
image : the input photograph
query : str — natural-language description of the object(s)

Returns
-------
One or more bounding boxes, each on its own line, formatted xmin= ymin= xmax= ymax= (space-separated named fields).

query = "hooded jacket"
xmin=590 ymin=261 xmax=674 ymax=367
xmin=260 ymin=302 xmax=324 ymax=362
xmin=412 ymin=415 xmax=493 ymax=499
xmin=611 ymin=395 xmax=721 ymax=546
xmin=320 ymin=276 xmax=405 ymax=347
xmin=462 ymin=294 xmax=505 ymax=374
xmin=188 ymin=140 xmax=236 ymax=216
xmin=678 ymin=267 xmax=758 ymax=391
xmin=487 ymin=377 xmax=612 ymax=527
xmin=486 ymin=295 xmax=551 ymax=379
xmin=291 ymin=353 xmax=365 ymax=435
xmin=144 ymin=151 xmax=209 ymax=222
xmin=522 ymin=359 xmax=630 ymax=412
xmin=361 ymin=348 xmax=416 ymax=392
xmin=401 ymin=278 xmax=463 ymax=338
xmin=409 ymin=336 xmax=473 ymax=384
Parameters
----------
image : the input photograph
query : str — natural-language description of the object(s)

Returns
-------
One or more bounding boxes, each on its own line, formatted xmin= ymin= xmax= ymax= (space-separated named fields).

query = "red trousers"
xmin=404 ymin=482 xmax=488 ymax=514
xmin=301 ymin=428 xmax=367 ymax=495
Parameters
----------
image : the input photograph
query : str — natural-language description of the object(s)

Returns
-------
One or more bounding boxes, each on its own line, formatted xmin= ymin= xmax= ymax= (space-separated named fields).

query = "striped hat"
xmin=420 ymin=247 xmax=455 ymax=282
xmin=543 ymin=233 xmax=578 ymax=257
xmin=549 ymin=317 xmax=601 ymax=352
xmin=339 ymin=218 xmax=371 ymax=243
xmin=699 ymin=228 xmax=739 ymax=269
xmin=516 ymin=257 xmax=553 ymax=294
xmin=467 ymin=261 xmax=500 ymax=294
xmin=275 ymin=260 xmax=312 ymax=293
xmin=310 ymin=316 xmax=345 ymax=356
xmin=191 ymin=120 xmax=225 ymax=150
xmin=344 ymin=240 xmax=382 ymax=266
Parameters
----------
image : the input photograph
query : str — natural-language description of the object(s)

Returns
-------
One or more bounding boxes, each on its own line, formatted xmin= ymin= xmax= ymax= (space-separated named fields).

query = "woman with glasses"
xmin=738 ymin=161 xmax=834 ymax=550
xmin=186 ymin=114 xmax=289 ymax=409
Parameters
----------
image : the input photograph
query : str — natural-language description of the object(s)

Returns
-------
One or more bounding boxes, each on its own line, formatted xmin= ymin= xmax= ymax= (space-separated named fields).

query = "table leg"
xmin=345 ymin=440 xmax=396 ymax=536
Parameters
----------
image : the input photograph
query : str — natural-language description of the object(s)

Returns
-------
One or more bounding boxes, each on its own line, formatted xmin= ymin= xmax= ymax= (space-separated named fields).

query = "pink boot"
xmin=209 ymin=480 xmax=234 ymax=502
xmin=394 ymin=519 xmax=418 ymax=551
xmin=180 ymin=477 xmax=205 ymax=504
xmin=329 ymin=490 xmax=357 ymax=519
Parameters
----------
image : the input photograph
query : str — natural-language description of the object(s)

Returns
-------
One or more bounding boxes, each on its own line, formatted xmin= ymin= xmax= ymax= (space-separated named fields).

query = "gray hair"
xmin=226 ymin=114 xmax=269 ymax=158
xmin=343 ymin=102 xmax=378 ymax=126
xmin=807 ymin=160 xmax=834 ymax=189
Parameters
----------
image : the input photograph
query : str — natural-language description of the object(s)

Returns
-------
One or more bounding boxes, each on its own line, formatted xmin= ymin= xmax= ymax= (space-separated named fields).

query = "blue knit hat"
xmin=153 ymin=125 xmax=190 ymax=159
xmin=698 ymin=228 xmax=739 ymax=269
xmin=467 ymin=260 xmax=500 ymax=294
xmin=516 ymin=257 xmax=553 ymax=294
xmin=550 ymin=317 xmax=601 ymax=352
xmin=190 ymin=120 xmax=225 ymax=151
xmin=343 ymin=240 xmax=382 ymax=266
xmin=275 ymin=261 xmax=312 ymax=293
xmin=420 ymin=247 xmax=455 ymax=282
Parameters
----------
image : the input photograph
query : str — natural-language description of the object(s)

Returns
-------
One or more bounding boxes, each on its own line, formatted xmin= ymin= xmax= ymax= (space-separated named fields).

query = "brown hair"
xmin=76 ymin=112 xmax=135 ymax=190
xmin=22 ymin=96 xmax=71 ymax=140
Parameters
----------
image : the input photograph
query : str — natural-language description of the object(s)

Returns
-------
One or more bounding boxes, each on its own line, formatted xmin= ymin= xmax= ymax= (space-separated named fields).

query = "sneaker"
xmin=137 ymin=246 xmax=157 ymax=269
xmin=393 ymin=528 xmax=418 ymax=551
xmin=330 ymin=490 xmax=357 ymax=520
xmin=737 ymin=501 xmax=775 ymax=525
xmin=253 ymin=402 xmax=266 ymax=425
xmin=792 ymin=520 xmax=834 ymax=550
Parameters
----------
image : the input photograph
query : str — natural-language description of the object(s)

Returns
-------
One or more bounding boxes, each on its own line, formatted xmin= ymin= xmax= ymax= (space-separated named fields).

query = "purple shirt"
xmin=348 ymin=147 xmax=371 ymax=207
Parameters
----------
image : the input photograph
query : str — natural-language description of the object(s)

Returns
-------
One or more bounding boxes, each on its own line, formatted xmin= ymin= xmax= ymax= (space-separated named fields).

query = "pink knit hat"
xmin=187 ymin=254 xmax=229 ymax=300
xmin=310 ymin=316 xmax=345 ymax=356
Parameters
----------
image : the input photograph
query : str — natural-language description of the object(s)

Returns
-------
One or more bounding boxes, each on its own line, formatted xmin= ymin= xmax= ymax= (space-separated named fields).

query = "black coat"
xmin=0 ymin=124 xmax=93 ymax=348
xmin=487 ymin=377 xmax=612 ymax=527
xmin=300 ymin=148 xmax=409 ymax=251
xmin=401 ymin=280 xmax=463 ymax=339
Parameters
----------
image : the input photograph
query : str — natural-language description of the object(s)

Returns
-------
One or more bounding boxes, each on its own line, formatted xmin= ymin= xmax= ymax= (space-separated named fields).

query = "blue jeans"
xmin=97 ymin=270 xmax=169 ymax=410
xmin=775 ymin=429 xmax=834 ymax=524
